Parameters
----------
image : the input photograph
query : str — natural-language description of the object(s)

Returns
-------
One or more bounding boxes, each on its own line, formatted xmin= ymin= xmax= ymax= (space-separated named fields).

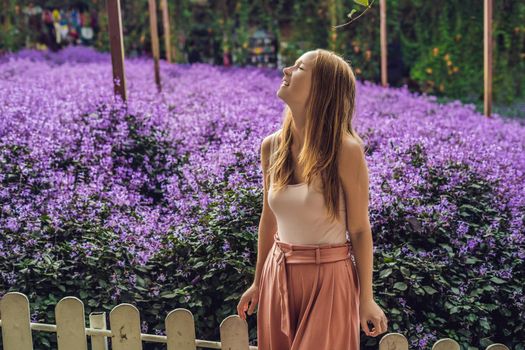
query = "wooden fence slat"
xmin=56 ymin=297 xmax=88 ymax=350
xmin=379 ymin=332 xmax=409 ymax=350
xmin=165 ymin=308 xmax=196 ymax=350
xmin=432 ymin=338 xmax=460 ymax=350
xmin=109 ymin=303 xmax=143 ymax=350
xmin=89 ymin=311 xmax=109 ymax=350
xmin=486 ymin=343 xmax=510 ymax=350
xmin=0 ymin=292 xmax=33 ymax=350
xmin=219 ymin=315 xmax=249 ymax=350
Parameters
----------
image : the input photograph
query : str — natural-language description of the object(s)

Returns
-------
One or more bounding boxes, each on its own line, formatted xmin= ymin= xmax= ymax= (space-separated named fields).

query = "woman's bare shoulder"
xmin=261 ymin=129 xmax=281 ymax=158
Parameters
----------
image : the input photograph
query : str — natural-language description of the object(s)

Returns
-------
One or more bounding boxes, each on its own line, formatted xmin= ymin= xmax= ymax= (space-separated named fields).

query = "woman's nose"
xmin=282 ymin=66 xmax=290 ymax=75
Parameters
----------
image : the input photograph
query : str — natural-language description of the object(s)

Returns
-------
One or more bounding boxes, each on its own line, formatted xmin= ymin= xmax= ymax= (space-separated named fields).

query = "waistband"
xmin=272 ymin=232 xmax=352 ymax=346
xmin=273 ymin=232 xmax=352 ymax=265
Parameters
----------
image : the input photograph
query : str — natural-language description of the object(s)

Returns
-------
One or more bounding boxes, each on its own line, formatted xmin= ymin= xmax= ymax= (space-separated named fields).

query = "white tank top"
xmin=267 ymin=130 xmax=348 ymax=245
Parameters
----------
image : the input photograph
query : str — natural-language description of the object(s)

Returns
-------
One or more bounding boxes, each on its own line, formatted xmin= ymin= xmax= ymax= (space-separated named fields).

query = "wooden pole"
xmin=148 ymin=0 xmax=161 ymax=92
xmin=161 ymin=0 xmax=172 ymax=63
xmin=484 ymin=0 xmax=493 ymax=117
xmin=106 ymin=0 xmax=127 ymax=102
xmin=380 ymin=0 xmax=388 ymax=87
xmin=328 ymin=0 xmax=337 ymax=51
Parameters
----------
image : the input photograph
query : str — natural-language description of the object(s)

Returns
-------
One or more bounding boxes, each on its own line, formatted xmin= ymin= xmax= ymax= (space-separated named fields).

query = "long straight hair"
xmin=269 ymin=48 xmax=365 ymax=223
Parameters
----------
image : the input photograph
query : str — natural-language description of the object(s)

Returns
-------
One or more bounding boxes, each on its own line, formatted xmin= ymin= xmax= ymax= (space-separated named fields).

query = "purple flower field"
xmin=0 ymin=46 xmax=524 ymax=348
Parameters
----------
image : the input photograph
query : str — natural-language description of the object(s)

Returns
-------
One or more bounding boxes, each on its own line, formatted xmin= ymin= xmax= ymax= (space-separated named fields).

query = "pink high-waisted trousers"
xmin=257 ymin=232 xmax=361 ymax=350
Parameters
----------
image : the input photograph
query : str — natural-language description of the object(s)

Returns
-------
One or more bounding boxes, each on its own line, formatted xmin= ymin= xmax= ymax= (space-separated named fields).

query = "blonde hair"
xmin=269 ymin=48 xmax=365 ymax=223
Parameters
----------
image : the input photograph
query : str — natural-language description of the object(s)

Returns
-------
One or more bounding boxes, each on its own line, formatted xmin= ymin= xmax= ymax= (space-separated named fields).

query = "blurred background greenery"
xmin=1 ymin=0 xmax=524 ymax=118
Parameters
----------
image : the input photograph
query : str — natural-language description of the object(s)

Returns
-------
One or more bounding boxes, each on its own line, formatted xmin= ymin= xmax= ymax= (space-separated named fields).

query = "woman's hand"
xmin=359 ymin=298 xmax=388 ymax=337
xmin=237 ymin=283 xmax=260 ymax=321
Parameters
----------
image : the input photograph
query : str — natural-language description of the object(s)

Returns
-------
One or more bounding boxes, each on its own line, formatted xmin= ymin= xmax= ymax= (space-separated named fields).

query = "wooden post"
xmin=0 ymin=293 xmax=33 ymax=350
xmin=484 ymin=0 xmax=493 ymax=117
xmin=106 ymin=0 xmax=127 ymax=102
xmin=148 ymin=0 xmax=162 ymax=92
xmin=109 ymin=304 xmax=142 ymax=350
xmin=161 ymin=0 xmax=172 ymax=63
xmin=56 ymin=297 xmax=88 ymax=350
xmin=89 ymin=312 xmax=109 ymax=350
xmin=328 ymin=0 xmax=337 ymax=51
xmin=3 ymin=0 xmax=11 ymax=33
xmin=380 ymin=0 xmax=387 ymax=87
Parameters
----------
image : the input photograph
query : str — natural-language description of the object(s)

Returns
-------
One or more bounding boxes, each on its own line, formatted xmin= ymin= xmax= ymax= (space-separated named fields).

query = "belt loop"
xmin=276 ymin=245 xmax=284 ymax=265
xmin=315 ymin=247 xmax=320 ymax=264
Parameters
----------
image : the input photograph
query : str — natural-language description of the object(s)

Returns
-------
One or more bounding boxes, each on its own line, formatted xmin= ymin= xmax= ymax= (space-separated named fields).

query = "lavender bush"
xmin=0 ymin=46 xmax=523 ymax=350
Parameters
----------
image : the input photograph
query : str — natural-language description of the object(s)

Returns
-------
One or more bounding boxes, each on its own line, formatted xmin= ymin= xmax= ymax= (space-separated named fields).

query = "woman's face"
xmin=277 ymin=50 xmax=317 ymax=107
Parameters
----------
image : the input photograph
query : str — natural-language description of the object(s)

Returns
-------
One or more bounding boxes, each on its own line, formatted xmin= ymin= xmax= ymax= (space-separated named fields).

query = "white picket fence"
xmin=0 ymin=292 xmax=255 ymax=350
xmin=0 ymin=292 xmax=512 ymax=350
xmin=378 ymin=334 xmax=510 ymax=350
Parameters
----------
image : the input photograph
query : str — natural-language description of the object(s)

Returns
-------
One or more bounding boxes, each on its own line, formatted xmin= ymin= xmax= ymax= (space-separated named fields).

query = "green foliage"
xmin=2 ymin=0 xmax=524 ymax=106
xmin=399 ymin=0 xmax=525 ymax=104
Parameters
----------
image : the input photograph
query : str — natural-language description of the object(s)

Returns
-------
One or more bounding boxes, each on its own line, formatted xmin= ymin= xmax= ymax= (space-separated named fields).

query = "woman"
xmin=237 ymin=48 xmax=388 ymax=349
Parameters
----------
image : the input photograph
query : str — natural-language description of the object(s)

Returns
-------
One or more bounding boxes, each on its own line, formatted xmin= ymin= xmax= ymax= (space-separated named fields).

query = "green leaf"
xmin=379 ymin=268 xmax=392 ymax=278
xmin=465 ymin=257 xmax=478 ymax=264
xmin=400 ymin=266 xmax=410 ymax=276
xmin=88 ymin=299 xmax=99 ymax=307
xmin=347 ymin=9 xmax=358 ymax=18
xmin=490 ymin=276 xmax=505 ymax=284
xmin=393 ymin=282 xmax=407 ymax=291
xmin=479 ymin=318 xmax=490 ymax=330
xmin=160 ymin=292 xmax=179 ymax=299
xmin=41 ymin=337 xmax=51 ymax=347
xmin=423 ymin=286 xmax=438 ymax=295
xmin=354 ymin=0 xmax=369 ymax=6
xmin=136 ymin=275 xmax=146 ymax=288
xmin=194 ymin=261 xmax=206 ymax=269
xmin=450 ymin=306 xmax=460 ymax=314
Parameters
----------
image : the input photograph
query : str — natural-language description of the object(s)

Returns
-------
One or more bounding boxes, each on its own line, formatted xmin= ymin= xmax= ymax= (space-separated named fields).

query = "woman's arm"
xmin=252 ymin=134 xmax=278 ymax=287
xmin=339 ymin=138 xmax=374 ymax=302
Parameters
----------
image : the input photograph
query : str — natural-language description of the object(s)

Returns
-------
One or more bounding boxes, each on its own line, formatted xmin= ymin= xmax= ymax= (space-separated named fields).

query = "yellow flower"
xmin=443 ymin=54 xmax=450 ymax=61
xmin=433 ymin=47 xmax=439 ymax=56
xmin=426 ymin=68 xmax=433 ymax=74
xmin=453 ymin=66 xmax=459 ymax=73
xmin=439 ymin=83 xmax=445 ymax=92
